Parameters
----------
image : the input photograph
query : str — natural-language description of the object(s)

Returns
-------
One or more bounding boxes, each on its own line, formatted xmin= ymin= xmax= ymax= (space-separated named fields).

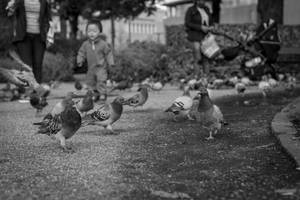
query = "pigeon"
xmin=165 ymin=85 xmax=194 ymax=121
xmin=285 ymin=73 xmax=297 ymax=95
xmin=29 ymin=84 xmax=51 ymax=116
xmin=74 ymin=79 xmax=83 ymax=91
xmin=110 ymin=78 xmax=133 ymax=92
xmin=267 ymin=74 xmax=278 ymax=88
xmin=194 ymin=87 xmax=226 ymax=140
xmin=75 ymin=90 xmax=94 ymax=116
xmin=30 ymin=90 xmax=48 ymax=116
xmin=50 ymin=92 xmax=74 ymax=116
xmin=0 ymin=83 xmax=17 ymax=101
xmin=235 ymin=82 xmax=246 ymax=95
xmin=82 ymin=96 xmax=125 ymax=134
xmin=258 ymin=75 xmax=271 ymax=98
xmin=49 ymin=80 xmax=60 ymax=89
xmin=151 ymin=81 xmax=164 ymax=91
xmin=123 ymin=85 xmax=149 ymax=108
xmin=33 ymin=92 xmax=81 ymax=153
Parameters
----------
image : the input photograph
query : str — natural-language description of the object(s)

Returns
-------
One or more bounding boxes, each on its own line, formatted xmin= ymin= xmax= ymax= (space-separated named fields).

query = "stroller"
xmin=201 ymin=18 xmax=281 ymax=80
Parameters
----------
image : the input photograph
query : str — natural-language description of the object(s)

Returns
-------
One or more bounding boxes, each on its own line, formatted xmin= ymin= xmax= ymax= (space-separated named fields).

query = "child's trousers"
xmin=86 ymin=65 xmax=107 ymax=95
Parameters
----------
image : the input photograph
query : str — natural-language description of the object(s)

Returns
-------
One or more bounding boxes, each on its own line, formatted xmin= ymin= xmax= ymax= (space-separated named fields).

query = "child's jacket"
xmin=77 ymin=36 xmax=114 ymax=69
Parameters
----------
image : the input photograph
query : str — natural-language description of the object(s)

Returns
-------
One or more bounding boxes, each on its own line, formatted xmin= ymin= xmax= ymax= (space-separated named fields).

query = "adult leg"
xmin=192 ymin=42 xmax=202 ymax=78
xmin=32 ymin=34 xmax=46 ymax=83
xmin=14 ymin=34 xmax=33 ymax=69
xmin=202 ymin=55 xmax=210 ymax=76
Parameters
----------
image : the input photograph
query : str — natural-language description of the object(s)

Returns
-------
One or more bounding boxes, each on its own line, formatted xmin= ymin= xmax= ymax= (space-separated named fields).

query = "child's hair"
xmin=86 ymin=19 xmax=103 ymax=33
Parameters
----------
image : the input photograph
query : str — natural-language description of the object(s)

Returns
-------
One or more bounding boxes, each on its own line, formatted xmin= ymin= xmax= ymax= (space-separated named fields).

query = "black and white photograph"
xmin=0 ymin=0 xmax=300 ymax=199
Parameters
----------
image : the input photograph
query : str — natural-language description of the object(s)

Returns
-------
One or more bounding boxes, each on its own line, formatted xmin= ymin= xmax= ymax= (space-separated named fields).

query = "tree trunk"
xmin=69 ymin=14 xmax=79 ymax=40
xmin=212 ymin=0 xmax=221 ymax=24
xmin=257 ymin=0 xmax=283 ymax=24
xmin=59 ymin=18 xmax=67 ymax=39
xmin=110 ymin=16 xmax=115 ymax=50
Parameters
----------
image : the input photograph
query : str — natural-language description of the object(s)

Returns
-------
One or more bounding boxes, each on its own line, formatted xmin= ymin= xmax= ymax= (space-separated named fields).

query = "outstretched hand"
xmin=0 ymin=68 xmax=27 ymax=87
xmin=0 ymin=68 xmax=39 ymax=88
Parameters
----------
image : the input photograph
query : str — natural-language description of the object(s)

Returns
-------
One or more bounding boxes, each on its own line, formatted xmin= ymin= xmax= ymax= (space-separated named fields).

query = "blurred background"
xmin=0 ymin=0 xmax=299 ymax=84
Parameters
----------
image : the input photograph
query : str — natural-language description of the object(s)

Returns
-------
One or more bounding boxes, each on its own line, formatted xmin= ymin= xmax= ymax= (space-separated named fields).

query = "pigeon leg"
xmin=187 ymin=113 xmax=194 ymax=121
xmin=55 ymin=131 xmax=74 ymax=153
xmin=106 ymin=124 xmax=116 ymax=134
xmin=35 ymin=109 xmax=42 ymax=117
xmin=173 ymin=115 xmax=179 ymax=122
xmin=206 ymin=130 xmax=214 ymax=140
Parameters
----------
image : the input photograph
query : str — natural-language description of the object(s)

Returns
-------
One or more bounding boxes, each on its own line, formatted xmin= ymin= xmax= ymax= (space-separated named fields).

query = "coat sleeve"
xmin=77 ymin=42 xmax=87 ymax=65
xmin=184 ymin=7 xmax=204 ymax=32
xmin=104 ymin=43 xmax=115 ymax=66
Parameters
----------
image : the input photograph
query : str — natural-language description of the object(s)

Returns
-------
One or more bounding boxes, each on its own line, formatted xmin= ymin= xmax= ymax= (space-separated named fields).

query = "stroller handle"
xmin=208 ymin=30 xmax=267 ymax=61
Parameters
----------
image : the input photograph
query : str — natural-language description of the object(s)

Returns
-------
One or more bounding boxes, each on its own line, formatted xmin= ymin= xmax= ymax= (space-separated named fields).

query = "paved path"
xmin=0 ymin=83 xmax=299 ymax=199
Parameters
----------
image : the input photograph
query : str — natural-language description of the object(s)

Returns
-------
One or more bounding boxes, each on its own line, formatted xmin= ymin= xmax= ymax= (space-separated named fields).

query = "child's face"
xmin=87 ymin=24 xmax=100 ymax=41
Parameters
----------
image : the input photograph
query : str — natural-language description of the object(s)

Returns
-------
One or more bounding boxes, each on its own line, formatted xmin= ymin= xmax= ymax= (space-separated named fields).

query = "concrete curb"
xmin=271 ymin=97 xmax=300 ymax=170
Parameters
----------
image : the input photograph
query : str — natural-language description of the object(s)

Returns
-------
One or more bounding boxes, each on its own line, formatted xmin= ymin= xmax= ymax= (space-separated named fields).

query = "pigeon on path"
xmin=123 ymin=85 xmax=149 ymax=108
xmin=82 ymin=96 xmax=125 ymax=134
xmin=33 ymin=92 xmax=81 ymax=153
xmin=165 ymin=85 xmax=194 ymax=121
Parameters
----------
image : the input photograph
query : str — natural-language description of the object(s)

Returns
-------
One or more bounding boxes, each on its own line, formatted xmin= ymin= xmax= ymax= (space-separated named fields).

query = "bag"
xmin=46 ymin=21 xmax=54 ymax=48
xmin=200 ymin=33 xmax=221 ymax=59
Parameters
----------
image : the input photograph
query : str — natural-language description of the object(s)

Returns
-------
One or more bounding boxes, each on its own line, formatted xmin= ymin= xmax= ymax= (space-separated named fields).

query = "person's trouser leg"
xmin=32 ymin=34 xmax=46 ymax=83
xmin=15 ymin=35 xmax=33 ymax=70
xmin=193 ymin=42 xmax=202 ymax=78
xmin=86 ymin=66 xmax=97 ymax=90
xmin=202 ymin=56 xmax=210 ymax=75
xmin=96 ymin=67 xmax=108 ymax=101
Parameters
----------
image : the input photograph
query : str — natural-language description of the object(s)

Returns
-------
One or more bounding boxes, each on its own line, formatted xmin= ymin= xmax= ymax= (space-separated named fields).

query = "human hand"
xmin=0 ymin=68 xmax=27 ymax=87
xmin=77 ymin=61 xmax=83 ymax=68
xmin=46 ymin=21 xmax=54 ymax=48
xmin=6 ymin=0 xmax=16 ymax=16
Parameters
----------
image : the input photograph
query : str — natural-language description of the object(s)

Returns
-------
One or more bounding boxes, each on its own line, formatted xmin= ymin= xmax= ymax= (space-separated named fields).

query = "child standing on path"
xmin=77 ymin=19 xmax=114 ymax=102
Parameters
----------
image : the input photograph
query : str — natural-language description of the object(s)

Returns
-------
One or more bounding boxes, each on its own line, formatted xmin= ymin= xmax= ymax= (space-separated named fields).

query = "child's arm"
xmin=104 ymin=43 xmax=115 ymax=67
xmin=77 ymin=42 xmax=87 ymax=67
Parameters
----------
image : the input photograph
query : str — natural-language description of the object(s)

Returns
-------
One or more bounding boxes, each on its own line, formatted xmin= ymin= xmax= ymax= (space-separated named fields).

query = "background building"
xmin=76 ymin=8 xmax=167 ymax=48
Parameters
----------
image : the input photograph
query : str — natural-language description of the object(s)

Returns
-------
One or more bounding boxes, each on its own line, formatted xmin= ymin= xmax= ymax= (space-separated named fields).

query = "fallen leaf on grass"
xmin=275 ymin=188 xmax=297 ymax=196
xmin=254 ymin=143 xmax=275 ymax=149
xmin=150 ymin=189 xmax=192 ymax=199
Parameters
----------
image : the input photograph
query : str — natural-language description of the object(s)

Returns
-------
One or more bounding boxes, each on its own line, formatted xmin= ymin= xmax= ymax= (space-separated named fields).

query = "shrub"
xmin=42 ymin=52 xmax=74 ymax=82
xmin=112 ymin=41 xmax=168 ymax=82
xmin=47 ymin=38 xmax=87 ymax=74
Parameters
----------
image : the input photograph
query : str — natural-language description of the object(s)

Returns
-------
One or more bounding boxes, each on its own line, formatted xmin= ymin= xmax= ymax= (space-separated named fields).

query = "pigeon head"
xmin=193 ymin=87 xmax=208 ymax=100
xmin=199 ymin=87 xmax=209 ymax=95
xmin=113 ymin=96 xmax=125 ymax=105
xmin=86 ymin=90 xmax=94 ymax=97
xmin=63 ymin=92 xmax=75 ymax=106
xmin=183 ymin=85 xmax=190 ymax=96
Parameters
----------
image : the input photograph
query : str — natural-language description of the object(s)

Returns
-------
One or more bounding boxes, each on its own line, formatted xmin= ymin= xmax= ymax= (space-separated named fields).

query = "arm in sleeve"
xmin=184 ymin=7 xmax=205 ymax=33
xmin=104 ymin=43 xmax=115 ymax=66
xmin=77 ymin=42 xmax=87 ymax=66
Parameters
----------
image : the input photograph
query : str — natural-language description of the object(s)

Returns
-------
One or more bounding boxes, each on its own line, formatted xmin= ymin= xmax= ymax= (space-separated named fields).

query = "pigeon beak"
xmin=193 ymin=94 xmax=201 ymax=100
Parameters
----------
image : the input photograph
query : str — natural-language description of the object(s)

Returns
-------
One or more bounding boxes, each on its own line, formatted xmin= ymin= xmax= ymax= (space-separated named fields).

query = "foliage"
xmin=0 ymin=8 xmax=13 ymax=56
xmin=257 ymin=0 xmax=283 ymax=24
xmin=111 ymin=40 xmax=168 ymax=82
xmin=83 ymin=0 xmax=156 ymax=20
xmin=42 ymin=52 xmax=74 ymax=82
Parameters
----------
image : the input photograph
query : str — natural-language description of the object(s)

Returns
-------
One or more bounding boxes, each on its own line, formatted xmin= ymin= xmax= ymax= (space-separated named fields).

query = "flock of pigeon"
xmin=0 ymin=50 xmax=298 ymax=153
xmin=29 ymin=78 xmax=228 ymax=153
